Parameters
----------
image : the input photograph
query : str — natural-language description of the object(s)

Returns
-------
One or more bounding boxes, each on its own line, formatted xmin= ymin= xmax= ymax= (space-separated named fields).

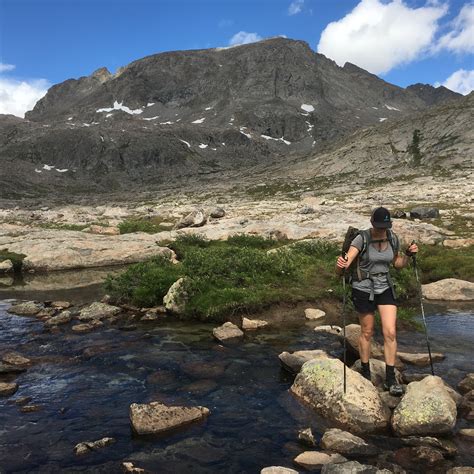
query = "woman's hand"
xmin=336 ymin=255 xmax=349 ymax=269
xmin=405 ymin=242 xmax=419 ymax=256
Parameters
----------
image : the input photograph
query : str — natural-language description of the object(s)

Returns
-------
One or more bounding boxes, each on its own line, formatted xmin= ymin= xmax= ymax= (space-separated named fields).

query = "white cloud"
xmin=0 ymin=77 xmax=50 ymax=118
xmin=288 ymin=0 xmax=304 ymax=15
xmin=0 ymin=63 xmax=16 ymax=72
xmin=317 ymin=0 xmax=448 ymax=75
xmin=436 ymin=3 xmax=474 ymax=54
xmin=229 ymin=31 xmax=262 ymax=46
xmin=437 ymin=69 xmax=474 ymax=95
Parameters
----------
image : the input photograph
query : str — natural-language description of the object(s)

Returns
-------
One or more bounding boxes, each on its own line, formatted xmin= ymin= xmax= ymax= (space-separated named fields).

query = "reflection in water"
xmin=0 ymin=298 xmax=473 ymax=472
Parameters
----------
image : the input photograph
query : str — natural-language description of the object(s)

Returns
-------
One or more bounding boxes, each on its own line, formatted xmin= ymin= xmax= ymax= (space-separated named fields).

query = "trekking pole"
xmin=410 ymin=241 xmax=435 ymax=376
xmin=342 ymin=253 xmax=348 ymax=394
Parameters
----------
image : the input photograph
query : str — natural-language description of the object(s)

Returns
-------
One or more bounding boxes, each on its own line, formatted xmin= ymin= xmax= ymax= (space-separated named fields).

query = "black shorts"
xmin=351 ymin=287 xmax=398 ymax=314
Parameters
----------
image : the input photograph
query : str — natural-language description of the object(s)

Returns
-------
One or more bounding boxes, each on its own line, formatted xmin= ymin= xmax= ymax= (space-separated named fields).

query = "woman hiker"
xmin=335 ymin=207 xmax=418 ymax=396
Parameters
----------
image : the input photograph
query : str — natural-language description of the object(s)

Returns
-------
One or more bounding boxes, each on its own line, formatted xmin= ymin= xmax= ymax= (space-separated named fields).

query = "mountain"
xmin=0 ymin=37 xmax=464 ymax=199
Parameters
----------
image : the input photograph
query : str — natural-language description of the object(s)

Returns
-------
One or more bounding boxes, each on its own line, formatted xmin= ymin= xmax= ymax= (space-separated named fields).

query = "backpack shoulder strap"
xmin=359 ymin=229 xmax=371 ymax=256
xmin=387 ymin=229 xmax=400 ymax=254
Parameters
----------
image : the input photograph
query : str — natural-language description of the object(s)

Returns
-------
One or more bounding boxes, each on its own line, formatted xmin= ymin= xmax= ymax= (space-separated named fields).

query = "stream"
xmin=0 ymin=275 xmax=473 ymax=473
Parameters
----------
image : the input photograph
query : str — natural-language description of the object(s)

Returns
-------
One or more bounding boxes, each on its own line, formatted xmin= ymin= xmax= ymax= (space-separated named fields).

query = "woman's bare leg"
xmin=358 ymin=312 xmax=375 ymax=362
xmin=379 ymin=304 xmax=397 ymax=366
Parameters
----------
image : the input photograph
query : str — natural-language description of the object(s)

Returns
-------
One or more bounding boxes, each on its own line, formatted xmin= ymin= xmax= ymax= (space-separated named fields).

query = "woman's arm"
xmin=393 ymin=242 xmax=418 ymax=269
xmin=335 ymin=245 xmax=360 ymax=275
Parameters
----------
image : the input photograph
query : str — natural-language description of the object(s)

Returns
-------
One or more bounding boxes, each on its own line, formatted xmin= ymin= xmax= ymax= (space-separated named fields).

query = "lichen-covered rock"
xmin=212 ymin=322 xmax=244 ymax=342
xmin=44 ymin=310 xmax=72 ymax=326
xmin=422 ymin=278 xmax=474 ymax=301
xmin=1 ymin=351 xmax=31 ymax=366
xmin=163 ymin=277 xmax=188 ymax=314
xmin=78 ymin=302 xmax=120 ymax=321
xmin=71 ymin=320 xmax=103 ymax=333
xmin=279 ymin=349 xmax=328 ymax=374
xmin=290 ymin=358 xmax=391 ymax=434
xmin=400 ymin=435 xmax=457 ymax=457
xmin=7 ymin=301 xmax=43 ymax=316
xmin=392 ymin=376 xmax=457 ymax=436
xmin=320 ymin=428 xmax=378 ymax=456
xmin=129 ymin=402 xmax=210 ymax=435
xmin=74 ymin=437 xmax=116 ymax=455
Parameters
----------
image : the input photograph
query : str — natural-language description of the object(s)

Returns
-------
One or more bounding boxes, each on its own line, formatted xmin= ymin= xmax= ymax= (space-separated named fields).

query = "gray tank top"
xmin=350 ymin=233 xmax=394 ymax=295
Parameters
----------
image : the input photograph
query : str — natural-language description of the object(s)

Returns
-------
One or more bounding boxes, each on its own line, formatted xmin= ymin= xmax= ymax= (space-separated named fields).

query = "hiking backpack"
xmin=341 ymin=226 xmax=400 ymax=282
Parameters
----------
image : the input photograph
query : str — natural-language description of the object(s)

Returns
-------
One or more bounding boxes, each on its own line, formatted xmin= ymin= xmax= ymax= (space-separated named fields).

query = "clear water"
xmin=0 ymin=294 xmax=473 ymax=473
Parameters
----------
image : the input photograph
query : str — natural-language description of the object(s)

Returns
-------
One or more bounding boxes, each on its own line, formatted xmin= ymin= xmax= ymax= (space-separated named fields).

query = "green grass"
xmin=118 ymin=217 xmax=172 ymax=234
xmin=104 ymin=234 xmax=474 ymax=323
xmin=38 ymin=222 xmax=88 ymax=231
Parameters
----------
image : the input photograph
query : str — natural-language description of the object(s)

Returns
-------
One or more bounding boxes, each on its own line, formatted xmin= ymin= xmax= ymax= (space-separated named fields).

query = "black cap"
xmin=371 ymin=207 xmax=392 ymax=228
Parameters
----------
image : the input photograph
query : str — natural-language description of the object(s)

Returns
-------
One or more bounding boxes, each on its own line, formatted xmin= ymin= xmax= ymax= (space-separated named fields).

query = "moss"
xmin=118 ymin=217 xmax=172 ymax=234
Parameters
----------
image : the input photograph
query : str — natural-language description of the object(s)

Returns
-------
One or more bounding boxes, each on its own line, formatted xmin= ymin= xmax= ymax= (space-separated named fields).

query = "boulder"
xmin=74 ymin=437 xmax=116 ymax=455
xmin=298 ymin=427 xmax=317 ymax=447
xmin=458 ymin=373 xmax=474 ymax=394
xmin=0 ymin=259 xmax=13 ymax=273
xmin=459 ymin=392 xmax=474 ymax=420
xmin=163 ymin=277 xmax=188 ymax=314
xmin=242 ymin=317 xmax=268 ymax=330
xmin=1 ymin=352 xmax=31 ymax=366
xmin=393 ymin=446 xmax=445 ymax=471
xmin=36 ymin=307 xmax=58 ymax=319
xmin=290 ymin=358 xmax=391 ymax=434
xmin=379 ymin=391 xmax=401 ymax=409
xmin=44 ymin=310 xmax=72 ymax=327
xmin=422 ymin=279 xmax=474 ymax=301
xmin=261 ymin=468 xmax=299 ymax=474
xmin=352 ymin=359 xmax=402 ymax=388
xmin=305 ymin=308 xmax=326 ymax=321
xmin=397 ymin=351 xmax=445 ymax=366
xmin=321 ymin=461 xmax=382 ymax=473
xmin=458 ymin=428 xmax=474 ymax=441
xmin=392 ymin=210 xmax=406 ymax=219
xmin=71 ymin=320 xmax=103 ymax=333
xmin=294 ymin=451 xmax=347 ymax=471
xmin=129 ymin=402 xmax=210 ymax=435
xmin=213 ymin=322 xmax=244 ymax=342
xmin=446 ymin=468 xmax=474 ymax=474
xmin=297 ymin=205 xmax=316 ymax=214
xmin=210 ymin=207 xmax=226 ymax=219
xmin=51 ymin=301 xmax=71 ymax=309
xmin=409 ymin=207 xmax=440 ymax=219
xmin=400 ymin=436 xmax=457 ymax=456
xmin=0 ymin=362 xmax=27 ymax=374
xmin=341 ymin=324 xmax=384 ymax=359
xmin=0 ymin=382 xmax=18 ymax=396
xmin=443 ymin=238 xmax=474 ymax=248
xmin=320 ymin=428 xmax=378 ymax=456
xmin=122 ymin=462 xmax=147 ymax=473
xmin=279 ymin=349 xmax=328 ymax=374
xmin=78 ymin=302 xmax=121 ymax=321
xmin=174 ymin=208 xmax=208 ymax=229
xmin=7 ymin=301 xmax=43 ymax=316
xmin=392 ymin=376 xmax=457 ymax=436
xmin=314 ymin=325 xmax=342 ymax=336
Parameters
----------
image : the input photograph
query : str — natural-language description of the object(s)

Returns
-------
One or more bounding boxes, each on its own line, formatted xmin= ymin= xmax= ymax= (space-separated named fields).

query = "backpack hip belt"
xmin=357 ymin=270 xmax=397 ymax=302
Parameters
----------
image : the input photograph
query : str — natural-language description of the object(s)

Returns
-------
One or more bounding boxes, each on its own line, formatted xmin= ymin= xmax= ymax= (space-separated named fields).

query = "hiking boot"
xmin=384 ymin=382 xmax=404 ymax=397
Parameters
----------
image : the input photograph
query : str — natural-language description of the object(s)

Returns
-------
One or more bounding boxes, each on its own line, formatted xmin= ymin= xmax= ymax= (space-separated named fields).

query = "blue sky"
xmin=0 ymin=0 xmax=473 ymax=116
